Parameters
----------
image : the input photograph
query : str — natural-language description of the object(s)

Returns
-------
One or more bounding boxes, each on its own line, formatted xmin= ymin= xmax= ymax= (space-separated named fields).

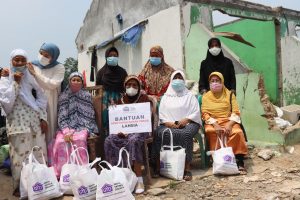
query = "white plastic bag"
xmin=160 ymin=128 xmax=186 ymax=180
xmin=27 ymin=146 xmax=62 ymax=200
xmin=116 ymin=147 xmax=138 ymax=192
xmin=212 ymin=137 xmax=239 ymax=175
xmin=96 ymin=161 xmax=135 ymax=200
xmin=70 ymin=147 xmax=98 ymax=200
xmin=59 ymin=143 xmax=95 ymax=195
xmin=20 ymin=146 xmax=40 ymax=199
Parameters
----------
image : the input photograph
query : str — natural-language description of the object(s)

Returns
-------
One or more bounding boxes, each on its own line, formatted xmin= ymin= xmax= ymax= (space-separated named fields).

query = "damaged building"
xmin=75 ymin=0 xmax=300 ymax=146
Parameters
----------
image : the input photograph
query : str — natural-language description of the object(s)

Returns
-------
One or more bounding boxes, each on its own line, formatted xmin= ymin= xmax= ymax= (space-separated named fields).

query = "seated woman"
xmin=104 ymin=75 xmax=151 ymax=194
xmin=52 ymin=72 xmax=98 ymax=177
xmin=152 ymin=70 xmax=201 ymax=181
xmin=201 ymin=72 xmax=247 ymax=173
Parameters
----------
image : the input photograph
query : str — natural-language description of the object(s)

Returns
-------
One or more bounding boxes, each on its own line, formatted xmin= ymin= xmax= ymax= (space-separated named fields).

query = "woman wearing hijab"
xmin=27 ymin=43 xmax=65 ymax=144
xmin=152 ymin=70 xmax=201 ymax=181
xmin=199 ymin=38 xmax=236 ymax=95
xmin=96 ymin=47 xmax=128 ymax=135
xmin=51 ymin=72 xmax=98 ymax=177
xmin=202 ymin=72 xmax=247 ymax=173
xmin=104 ymin=75 xmax=151 ymax=194
xmin=138 ymin=45 xmax=175 ymax=100
xmin=0 ymin=49 xmax=48 ymax=195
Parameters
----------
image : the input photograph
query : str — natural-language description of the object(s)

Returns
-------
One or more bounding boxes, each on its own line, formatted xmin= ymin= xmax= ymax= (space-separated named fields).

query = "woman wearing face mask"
xmin=198 ymin=38 xmax=236 ymax=95
xmin=0 ymin=49 xmax=48 ymax=196
xmin=152 ymin=70 xmax=201 ymax=181
xmin=96 ymin=47 xmax=128 ymax=136
xmin=104 ymin=75 xmax=151 ymax=194
xmin=26 ymin=43 xmax=65 ymax=145
xmin=51 ymin=72 xmax=98 ymax=177
xmin=138 ymin=46 xmax=175 ymax=100
xmin=202 ymin=72 xmax=247 ymax=174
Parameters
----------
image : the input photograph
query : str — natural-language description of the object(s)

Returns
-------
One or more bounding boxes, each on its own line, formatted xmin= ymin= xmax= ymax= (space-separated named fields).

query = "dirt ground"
xmin=1 ymin=144 xmax=300 ymax=200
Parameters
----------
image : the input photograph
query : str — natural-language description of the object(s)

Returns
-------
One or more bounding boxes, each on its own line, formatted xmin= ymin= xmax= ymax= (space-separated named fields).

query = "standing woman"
xmin=96 ymin=47 xmax=127 ymax=136
xmin=198 ymin=38 xmax=236 ymax=95
xmin=0 ymin=49 xmax=48 ymax=195
xmin=138 ymin=46 xmax=175 ymax=100
xmin=27 ymin=43 xmax=65 ymax=144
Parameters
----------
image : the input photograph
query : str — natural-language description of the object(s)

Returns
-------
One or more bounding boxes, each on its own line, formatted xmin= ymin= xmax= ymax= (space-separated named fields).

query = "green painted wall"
xmin=215 ymin=19 xmax=278 ymax=104
xmin=185 ymin=23 xmax=210 ymax=81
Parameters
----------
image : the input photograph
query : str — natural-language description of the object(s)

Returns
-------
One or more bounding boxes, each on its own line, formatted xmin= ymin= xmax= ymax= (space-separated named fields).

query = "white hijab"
xmin=0 ymin=49 xmax=47 ymax=115
xmin=159 ymin=70 xmax=201 ymax=124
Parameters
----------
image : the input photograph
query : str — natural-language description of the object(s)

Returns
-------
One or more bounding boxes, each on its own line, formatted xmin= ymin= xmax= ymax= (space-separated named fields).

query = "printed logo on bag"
xmin=101 ymin=184 xmax=113 ymax=194
xmin=63 ymin=174 xmax=70 ymax=183
xmin=78 ymin=186 xmax=88 ymax=196
xmin=32 ymin=182 xmax=43 ymax=192
xmin=223 ymin=155 xmax=233 ymax=162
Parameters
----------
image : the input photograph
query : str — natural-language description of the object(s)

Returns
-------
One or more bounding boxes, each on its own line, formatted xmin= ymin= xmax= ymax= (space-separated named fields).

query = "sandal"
xmin=238 ymin=166 xmax=247 ymax=175
xmin=183 ymin=171 xmax=193 ymax=181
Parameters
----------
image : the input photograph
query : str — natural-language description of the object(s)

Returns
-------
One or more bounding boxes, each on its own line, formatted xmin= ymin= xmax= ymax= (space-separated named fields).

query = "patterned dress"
xmin=6 ymin=83 xmax=47 ymax=190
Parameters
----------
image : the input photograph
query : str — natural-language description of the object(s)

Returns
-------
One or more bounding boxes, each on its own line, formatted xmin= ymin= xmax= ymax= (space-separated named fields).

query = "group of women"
xmin=0 ymin=37 xmax=247 ymax=196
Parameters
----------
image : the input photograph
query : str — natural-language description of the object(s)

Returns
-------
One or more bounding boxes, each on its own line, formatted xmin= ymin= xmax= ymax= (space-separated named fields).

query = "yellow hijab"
xmin=202 ymin=72 xmax=240 ymax=120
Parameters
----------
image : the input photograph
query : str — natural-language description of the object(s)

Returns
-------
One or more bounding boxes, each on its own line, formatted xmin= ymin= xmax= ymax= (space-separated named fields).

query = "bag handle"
xmin=215 ymin=136 xmax=228 ymax=151
xmin=29 ymin=146 xmax=46 ymax=165
xmin=116 ymin=147 xmax=133 ymax=171
xmin=161 ymin=128 xmax=174 ymax=151
xmin=89 ymin=157 xmax=102 ymax=168
xmin=70 ymin=147 xmax=89 ymax=165
xmin=98 ymin=160 xmax=113 ymax=170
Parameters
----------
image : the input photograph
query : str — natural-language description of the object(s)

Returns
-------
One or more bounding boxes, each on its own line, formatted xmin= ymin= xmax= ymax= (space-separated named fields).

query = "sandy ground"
xmin=1 ymin=144 xmax=300 ymax=200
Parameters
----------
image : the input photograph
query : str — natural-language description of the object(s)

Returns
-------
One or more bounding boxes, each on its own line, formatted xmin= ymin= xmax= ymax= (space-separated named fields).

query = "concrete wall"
xmin=76 ymin=0 xmax=180 ymax=52
xmin=215 ymin=19 xmax=279 ymax=104
xmin=281 ymin=36 xmax=300 ymax=105
xmin=78 ymin=5 xmax=183 ymax=86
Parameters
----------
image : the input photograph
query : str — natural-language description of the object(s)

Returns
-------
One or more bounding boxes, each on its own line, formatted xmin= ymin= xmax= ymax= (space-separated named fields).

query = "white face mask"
xmin=209 ymin=47 xmax=221 ymax=56
xmin=126 ymin=87 xmax=138 ymax=96
xmin=38 ymin=54 xmax=50 ymax=66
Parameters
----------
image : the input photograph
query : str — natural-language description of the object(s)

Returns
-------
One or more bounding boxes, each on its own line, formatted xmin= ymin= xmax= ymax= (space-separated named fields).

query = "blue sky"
xmin=0 ymin=0 xmax=92 ymax=66
xmin=0 ymin=0 xmax=299 ymax=67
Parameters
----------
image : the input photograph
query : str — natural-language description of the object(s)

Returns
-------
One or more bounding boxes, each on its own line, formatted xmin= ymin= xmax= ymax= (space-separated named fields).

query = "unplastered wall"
xmin=139 ymin=4 xmax=183 ymax=71
xmin=281 ymin=36 xmax=300 ymax=105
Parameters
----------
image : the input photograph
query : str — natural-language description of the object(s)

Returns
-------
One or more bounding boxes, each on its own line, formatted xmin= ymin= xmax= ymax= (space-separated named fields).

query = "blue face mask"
xmin=149 ymin=57 xmax=161 ymax=66
xmin=171 ymin=79 xmax=185 ymax=92
xmin=106 ymin=56 xmax=119 ymax=66
xmin=12 ymin=66 xmax=26 ymax=73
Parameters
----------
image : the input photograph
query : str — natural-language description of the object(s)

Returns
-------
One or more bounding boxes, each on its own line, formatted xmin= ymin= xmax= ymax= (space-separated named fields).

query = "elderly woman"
xmin=0 ymin=49 xmax=48 ymax=196
xmin=96 ymin=47 xmax=128 ymax=136
xmin=27 ymin=43 xmax=65 ymax=144
xmin=138 ymin=45 xmax=175 ymax=100
xmin=202 ymin=72 xmax=247 ymax=173
xmin=105 ymin=75 xmax=151 ymax=194
xmin=199 ymin=38 xmax=236 ymax=95
xmin=152 ymin=70 xmax=201 ymax=181
xmin=51 ymin=72 xmax=98 ymax=177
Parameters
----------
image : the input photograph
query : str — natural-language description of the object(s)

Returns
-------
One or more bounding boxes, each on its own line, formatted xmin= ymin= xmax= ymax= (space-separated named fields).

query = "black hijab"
xmin=96 ymin=47 xmax=128 ymax=92
xmin=199 ymin=38 xmax=236 ymax=92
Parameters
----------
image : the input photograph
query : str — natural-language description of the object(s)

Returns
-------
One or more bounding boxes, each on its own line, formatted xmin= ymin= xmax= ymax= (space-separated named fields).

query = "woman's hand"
xmin=1 ymin=68 xmax=9 ymax=77
xmin=164 ymin=122 xmax=179 ymax=129
xmin=26 ymin=62 xmax=36 ymax=77
xmin=117 ymin=132 xmax=127 ymax=138
xmin=40 ymin=119 xmax=48 ymax=134
xmin=13 ymin=72 xmax=23 ymax=84
xmin=178 ymin=118 xmax=190 ymax=128
xmin=224 ymin=121 xmax=235 ymax=136
xmin=213 ymin=122 xmax=225 ymax=136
